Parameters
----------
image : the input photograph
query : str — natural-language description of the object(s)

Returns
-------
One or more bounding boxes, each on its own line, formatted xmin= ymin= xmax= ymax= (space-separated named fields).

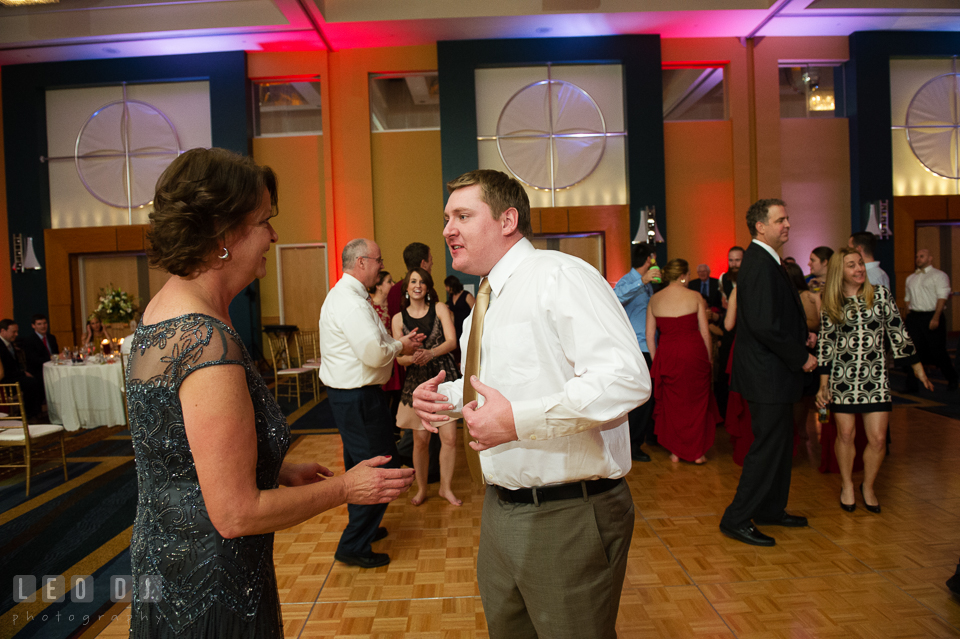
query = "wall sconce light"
xmin=11 ymin=234 xmax=42 ymax=273
xmin=632 ymin=206 xmax=664 ymax=244
xmin=864 ymin=201 xmax=891 ymax=239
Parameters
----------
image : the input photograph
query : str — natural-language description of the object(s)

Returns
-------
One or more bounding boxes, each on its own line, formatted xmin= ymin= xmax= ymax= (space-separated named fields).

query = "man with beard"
xmin=718 ymin=246 xmax=743 ymax=302
xmin=715 ymin=246 xmax=744 ymax=414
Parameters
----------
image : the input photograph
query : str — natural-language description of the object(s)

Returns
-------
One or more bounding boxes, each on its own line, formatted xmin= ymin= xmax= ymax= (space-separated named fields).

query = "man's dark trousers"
xmin=328 ymin=385 xmax=400 ymax=556
xmin=721 ymin=401 xmax=793 ymax=526
xmin=628 ymin=352 xmax=655 ymax=451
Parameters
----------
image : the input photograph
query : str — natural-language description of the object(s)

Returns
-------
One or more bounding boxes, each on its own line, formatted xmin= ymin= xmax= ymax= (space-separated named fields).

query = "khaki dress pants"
xmin=477 ymin=480 xmax=634 ymax=639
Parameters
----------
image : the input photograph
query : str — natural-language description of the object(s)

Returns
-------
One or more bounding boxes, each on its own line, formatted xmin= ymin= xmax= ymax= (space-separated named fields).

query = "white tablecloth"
xmin=43 ymin=360 xmax=127 ymax=431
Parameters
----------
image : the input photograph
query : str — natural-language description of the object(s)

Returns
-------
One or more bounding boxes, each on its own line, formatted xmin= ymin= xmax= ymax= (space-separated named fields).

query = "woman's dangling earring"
xmin=405 ymin=291 xmax=409 ymax=300
xmin=219 ymin=247 xmax=229 ymax=260
xmin=426 ymin=293 xmax=431 ymax=304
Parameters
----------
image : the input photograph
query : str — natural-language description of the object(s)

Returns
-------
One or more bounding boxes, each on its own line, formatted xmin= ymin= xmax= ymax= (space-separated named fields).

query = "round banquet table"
xmin=42 ymin=359 xmax=127 ymax=431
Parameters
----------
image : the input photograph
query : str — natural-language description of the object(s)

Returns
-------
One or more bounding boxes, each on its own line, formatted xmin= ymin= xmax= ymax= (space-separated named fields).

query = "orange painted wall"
xmin=780 ymin=118 xmax=852 ymax=265
xmin=327 ymin=45 xmax=438 ymax=281
xmin=370 ymin=130 xmax=447 ymax=288
xmin=251 ymin=135 xmax=326 ymax=323
xmin=247 ymin=46 xmax=441 ymax=314
xmin=663 ymin=120 xmax=737 ymax=276
xmin=248 ymin=51 xmax=334 ymax=306
xmin=662 ymin=38 xmax=753 ymax=250
xmin=754 ymin=37 xmax=848 ymax=200
xmin=661 ymin=36 xmax=850 ymax=265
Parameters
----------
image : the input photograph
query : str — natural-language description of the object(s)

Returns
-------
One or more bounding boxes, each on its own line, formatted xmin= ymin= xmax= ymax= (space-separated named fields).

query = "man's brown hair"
xmin=446 ymin=170 xmax=533 ymax=238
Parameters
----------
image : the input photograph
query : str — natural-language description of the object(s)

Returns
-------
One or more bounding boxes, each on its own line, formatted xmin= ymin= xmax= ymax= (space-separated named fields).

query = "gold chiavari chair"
xmin=293 ymin=331 xmax=322 ymax=398
xmin=0 ymin=382 xmax=68 ymax=496
xmin=265 ymin=332 xmax=314 ymax=407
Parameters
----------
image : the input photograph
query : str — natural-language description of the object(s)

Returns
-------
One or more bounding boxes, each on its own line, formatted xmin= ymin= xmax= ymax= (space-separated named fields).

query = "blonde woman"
xmin=83 ymin=314 xmax=113 ymax=351
xmin=816 ymin=248 xmax=932 ymax=513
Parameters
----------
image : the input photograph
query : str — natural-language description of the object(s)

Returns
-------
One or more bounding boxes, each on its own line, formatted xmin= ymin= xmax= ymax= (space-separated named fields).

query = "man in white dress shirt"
xmin=412 ymin=170 xmax=650 ymax=638
xmin=849 ymin=232 xmax=890 ymax=288
xmin=904 ymin=248 xmax=957 ymax=392
xmin=319 ymin=238 xmax=422 ymax=568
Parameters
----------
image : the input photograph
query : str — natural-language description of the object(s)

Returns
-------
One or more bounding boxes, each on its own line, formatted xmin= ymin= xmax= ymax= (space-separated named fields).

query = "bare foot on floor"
xmin=409 ymin=492 xmax=427 ymax=506
xmin=669 ymin=454 xmax=679 ymax=463
xmin=439 ymin=489 xmax=462 ymax=507
xmin=694 ymin=456 xmax=707 ymax=464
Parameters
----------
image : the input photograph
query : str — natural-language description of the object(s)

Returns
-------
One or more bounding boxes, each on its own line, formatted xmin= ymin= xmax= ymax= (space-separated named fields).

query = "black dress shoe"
xmin=334 ymin=550 xmax=390 ymax=568
xmin=373 ymin=527 xmax=388 ymax=542
xmin=719 ymin=523 xmax=775 ymax=547
xmin=947 ymin=572 xmax=960 ymax=597
xmin=752 ymin=513 xmax=808 ymax=527
xmin=840 ymin=491 xmax=856 ymax=512
xmin=631 ymin=447 xmax=652 ymax=462
xmin=860 ymin=483 xmax=881 ymax=514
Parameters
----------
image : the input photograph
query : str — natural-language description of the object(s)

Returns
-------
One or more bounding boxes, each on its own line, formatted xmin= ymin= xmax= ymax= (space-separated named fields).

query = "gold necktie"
xmin=461 ymin=277 xmax=491 ymax=485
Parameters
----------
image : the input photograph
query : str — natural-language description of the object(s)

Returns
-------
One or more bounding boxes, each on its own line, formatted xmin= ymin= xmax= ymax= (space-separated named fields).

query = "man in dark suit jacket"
xmin=688 ymin=264 xmax=722 ymax=309
xmin=0 ymin=318 xmax=44 ymax=417
xmin=19 ymin=313 xmax=59 ymax=380
xmin=719 ymin=199 xmax=817 ymax=547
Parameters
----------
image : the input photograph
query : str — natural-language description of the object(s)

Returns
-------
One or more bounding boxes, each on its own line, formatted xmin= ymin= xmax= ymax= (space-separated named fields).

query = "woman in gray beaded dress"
xmin=127 ymin=148 xmax=414 ymax=637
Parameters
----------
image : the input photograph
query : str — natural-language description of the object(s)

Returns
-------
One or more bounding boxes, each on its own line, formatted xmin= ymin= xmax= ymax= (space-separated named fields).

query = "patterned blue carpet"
xmin=0 ymin=427 xmax=136 ymax=638
xmin=0 ymin=391 xmax=320 ymax=638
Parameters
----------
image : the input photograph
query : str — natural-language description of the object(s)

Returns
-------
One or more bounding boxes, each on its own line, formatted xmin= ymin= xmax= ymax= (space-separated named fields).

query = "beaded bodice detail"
xmin=127 ymin=314 xmax=289 ymax=634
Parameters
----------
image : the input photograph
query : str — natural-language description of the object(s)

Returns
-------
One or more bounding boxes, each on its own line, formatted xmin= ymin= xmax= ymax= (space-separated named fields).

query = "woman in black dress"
xmin=393 ymin=268 xmax=461 ymax=506
xmin=816 ymin=248 xmax=932 ymax=514
xmin=128 ymin=148 xmax=413 ymax=637
xmin=444 ymin=275 xmax=474 ymax=366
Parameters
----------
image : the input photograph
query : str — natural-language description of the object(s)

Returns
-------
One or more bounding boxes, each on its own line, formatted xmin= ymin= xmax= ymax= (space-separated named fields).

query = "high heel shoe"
xmin=840 ymin=489 xmax=856 ymax=512
xmin=860 ymin=483 xmax=881 ymax=514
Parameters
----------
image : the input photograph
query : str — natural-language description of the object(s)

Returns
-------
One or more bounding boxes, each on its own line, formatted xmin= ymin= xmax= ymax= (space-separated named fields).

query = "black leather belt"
xmin=493 ymin=477 xmax=622 ymax=505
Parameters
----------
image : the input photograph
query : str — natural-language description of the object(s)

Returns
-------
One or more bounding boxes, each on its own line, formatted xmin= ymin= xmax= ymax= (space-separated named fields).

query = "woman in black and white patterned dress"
xmin=816 ymin=248 xmax=933 ymax=514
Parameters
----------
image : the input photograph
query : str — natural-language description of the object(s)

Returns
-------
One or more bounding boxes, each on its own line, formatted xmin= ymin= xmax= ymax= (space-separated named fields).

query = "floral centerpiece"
xmin=95 ymin=286 xmax=138 ymax=323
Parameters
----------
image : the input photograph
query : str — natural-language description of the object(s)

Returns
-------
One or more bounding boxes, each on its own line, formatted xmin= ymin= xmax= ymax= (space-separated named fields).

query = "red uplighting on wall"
xmin=662 ymin=61 xmax=729 ymax=70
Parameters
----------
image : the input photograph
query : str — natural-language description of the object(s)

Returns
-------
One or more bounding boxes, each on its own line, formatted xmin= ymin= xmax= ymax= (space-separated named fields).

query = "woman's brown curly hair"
xmin=148 ymin=148 xmax=278 ymax=276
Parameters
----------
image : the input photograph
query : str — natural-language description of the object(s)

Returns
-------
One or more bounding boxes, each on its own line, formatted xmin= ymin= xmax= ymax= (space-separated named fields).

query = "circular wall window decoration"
xmin=496 ymin=79 xmax=608 ymax=191
xmin=75 ymin=95 xmax=182 ymax=209
xmin=905 ymin=72 xmax=960 ymax=180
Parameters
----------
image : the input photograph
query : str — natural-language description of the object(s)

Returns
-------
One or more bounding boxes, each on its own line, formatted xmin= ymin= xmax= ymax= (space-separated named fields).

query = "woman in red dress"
xmin=646 ymin=259 xmax=720 ymax=463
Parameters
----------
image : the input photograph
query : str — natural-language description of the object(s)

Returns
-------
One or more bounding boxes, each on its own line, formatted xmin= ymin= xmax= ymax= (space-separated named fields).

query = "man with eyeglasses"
xmin=319 ymin=238 xmax=424 ymax=568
